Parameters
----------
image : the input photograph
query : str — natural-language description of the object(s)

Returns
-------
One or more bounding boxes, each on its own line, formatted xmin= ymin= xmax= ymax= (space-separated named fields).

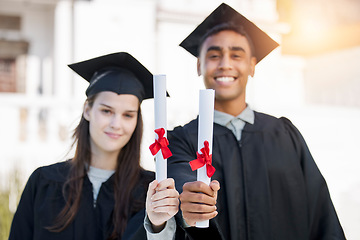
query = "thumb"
xmin=147 ymin=180 xmax=158 ymax=199
xmin=210 ymin=180 xmax=220 ymax=192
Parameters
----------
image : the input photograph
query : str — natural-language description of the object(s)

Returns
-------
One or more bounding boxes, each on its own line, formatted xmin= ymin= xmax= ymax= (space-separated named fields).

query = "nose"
xmin=218 ymin=54 xmax=232 ymax=70
xmin=109 ymin=114 xmax=121 ymax=130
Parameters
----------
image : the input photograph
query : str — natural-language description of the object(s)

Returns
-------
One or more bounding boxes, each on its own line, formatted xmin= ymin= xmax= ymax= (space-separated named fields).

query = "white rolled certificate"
xmin=153 ymin=74 xmax=168 ymax=182
xmin=196 ymin=89 xmax=215 ymax=227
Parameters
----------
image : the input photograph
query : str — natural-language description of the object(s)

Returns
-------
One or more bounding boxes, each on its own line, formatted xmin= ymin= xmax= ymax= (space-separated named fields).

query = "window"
xmin=0 ymin=58 xmax=16 ymax=92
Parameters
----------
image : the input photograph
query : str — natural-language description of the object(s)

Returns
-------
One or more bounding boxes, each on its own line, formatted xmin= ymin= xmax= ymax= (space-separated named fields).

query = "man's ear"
xmin=250 ymin=57 xmax=256 ymax=77
xmin=197 ymin=58 xmax=201 ymax=76
xmin=83 ymin=101 xmax=91 ymax=121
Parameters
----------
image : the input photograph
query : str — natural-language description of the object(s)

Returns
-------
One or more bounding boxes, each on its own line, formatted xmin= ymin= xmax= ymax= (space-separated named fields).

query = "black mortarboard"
xmin=68 ymin=52 xmax=155 ymax=102
xmin=179 ymin=3 xmax=279 ymax=63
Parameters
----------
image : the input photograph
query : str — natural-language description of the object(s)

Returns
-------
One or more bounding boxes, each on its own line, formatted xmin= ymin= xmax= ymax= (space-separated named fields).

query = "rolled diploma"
xmin=196 ymin=89 xmax=215 ymax=228
xmin=154 ymin=74 xmax=167 ymax=182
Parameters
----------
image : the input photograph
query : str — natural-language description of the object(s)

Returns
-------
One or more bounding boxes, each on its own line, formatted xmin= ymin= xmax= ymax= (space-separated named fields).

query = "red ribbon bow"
xmin=189 ymin=140 xmax=216 ymax=178
xmin=149 ymin=128 xmax=172 ymax=159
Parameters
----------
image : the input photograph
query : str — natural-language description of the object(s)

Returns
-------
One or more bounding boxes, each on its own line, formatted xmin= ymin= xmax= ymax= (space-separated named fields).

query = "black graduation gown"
xmin=9 ymin=161 xmax=154 ymax=240
xmin=168 ymin=111 xmax=346 ymax=240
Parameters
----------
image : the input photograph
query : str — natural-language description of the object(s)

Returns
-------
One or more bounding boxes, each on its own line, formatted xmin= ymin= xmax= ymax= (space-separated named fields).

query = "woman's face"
xmin=84 ymin=91 xmax=139 ymax=158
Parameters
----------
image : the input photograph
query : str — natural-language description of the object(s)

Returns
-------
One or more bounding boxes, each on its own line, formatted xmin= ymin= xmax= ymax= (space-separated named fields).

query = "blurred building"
xmin=0 ymin=0 xmax=359 ymax=238
xmin=0 ymin=0 xmax=282 ymax=180
xmin=278 ymin=0 xmax=360 ymax=107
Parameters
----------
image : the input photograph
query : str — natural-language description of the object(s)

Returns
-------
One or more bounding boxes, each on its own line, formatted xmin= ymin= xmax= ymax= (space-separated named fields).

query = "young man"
xmin=167 ymin=3 xmax=346 ymax=240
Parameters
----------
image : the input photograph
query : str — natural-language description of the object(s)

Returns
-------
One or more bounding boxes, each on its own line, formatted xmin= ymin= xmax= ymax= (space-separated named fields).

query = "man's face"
xmin=197 ymin=30 xmax=256 ymax=104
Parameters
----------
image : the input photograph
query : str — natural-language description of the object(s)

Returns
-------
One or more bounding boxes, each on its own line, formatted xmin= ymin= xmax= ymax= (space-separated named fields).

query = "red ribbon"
xmin=149 ymin=128 xmax=172 ymax=159
xmin=189 ymin=140 xmax=216 ymax=178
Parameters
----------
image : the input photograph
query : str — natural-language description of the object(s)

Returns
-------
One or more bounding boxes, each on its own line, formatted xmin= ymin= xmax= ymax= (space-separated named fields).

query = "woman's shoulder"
xmin=31 ymin=160 xmax=71 ymax=184
xmin=18 ymin=161 xmax=71 ymax=204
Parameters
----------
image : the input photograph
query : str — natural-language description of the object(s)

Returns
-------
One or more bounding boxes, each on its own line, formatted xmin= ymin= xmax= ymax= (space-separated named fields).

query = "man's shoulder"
xmin=254 ymin=111 xmax=279 ymax=122
xmin=170 ymin=118 xmax=198 ymax=134
xmin=253 ymin=111 xmax=294 ymax=130
xmin=169 ymin=111 xmax=296 ymax=135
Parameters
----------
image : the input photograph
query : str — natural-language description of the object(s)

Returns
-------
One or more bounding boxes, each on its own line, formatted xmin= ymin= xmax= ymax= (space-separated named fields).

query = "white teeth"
xmin=216 ymin=77 xmax=235 ymax=82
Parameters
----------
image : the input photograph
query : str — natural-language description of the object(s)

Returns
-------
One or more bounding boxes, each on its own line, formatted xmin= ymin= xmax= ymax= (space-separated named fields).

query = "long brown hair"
xmin=48 ymin=93 xmax=143 ymax=239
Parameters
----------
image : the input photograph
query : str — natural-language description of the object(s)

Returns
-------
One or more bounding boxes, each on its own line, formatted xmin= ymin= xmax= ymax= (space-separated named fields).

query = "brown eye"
xmin=232 ymin=52 xmax=244 ymax=59
xmin=207 ymin=50 xmax=221 ymax=59
xmin=101 ymin=109 xmax=112 ymax=115
xmin=209 ymin=53 xmax=219 ymax=57
xmin=124 ymin=112 xmax=136 ymax=119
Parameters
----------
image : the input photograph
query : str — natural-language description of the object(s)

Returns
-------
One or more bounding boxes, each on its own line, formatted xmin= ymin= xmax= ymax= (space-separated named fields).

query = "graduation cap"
xmin=179 ymin=3 xmax=279 ymax=63
xmin=68 ymin=52 xmax=157 ymax=102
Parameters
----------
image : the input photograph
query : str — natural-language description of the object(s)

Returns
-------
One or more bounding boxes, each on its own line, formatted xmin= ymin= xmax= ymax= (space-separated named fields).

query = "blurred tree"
xmin=0 ymin=169 xmax=23 ymax=240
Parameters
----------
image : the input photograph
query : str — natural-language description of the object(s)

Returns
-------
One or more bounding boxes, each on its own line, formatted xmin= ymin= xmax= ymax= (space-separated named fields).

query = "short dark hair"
xmin=198 ymin=22 xmax=256 ymax=58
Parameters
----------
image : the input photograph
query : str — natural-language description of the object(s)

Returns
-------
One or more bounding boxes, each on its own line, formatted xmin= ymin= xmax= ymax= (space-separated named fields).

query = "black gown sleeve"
xmin=281 ymin=117 xmax=346 ymax=239
xmin=9 ymin=168 xmax=41 ymax=239
xmin=168 ymin=122 xmax=223 ymax=240
xmin=122 ymin=209 xmax=147 ymax=240
xmin=9 ymin=165 xmax=157 ymax=240
xmin=122 ymin=170 xmax=155 ymax=240
xmin=168 ymin=123 xmax=198 ymax=191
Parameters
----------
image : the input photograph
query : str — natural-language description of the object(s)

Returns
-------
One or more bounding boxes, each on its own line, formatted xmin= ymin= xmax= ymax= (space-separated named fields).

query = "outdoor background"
xmin=0 ymin=0 xmax=359 ymax=239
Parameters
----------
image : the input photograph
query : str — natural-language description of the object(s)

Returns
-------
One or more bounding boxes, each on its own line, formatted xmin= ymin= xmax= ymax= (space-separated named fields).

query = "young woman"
xmin=9 ymin=52 xmax=179 ymax=240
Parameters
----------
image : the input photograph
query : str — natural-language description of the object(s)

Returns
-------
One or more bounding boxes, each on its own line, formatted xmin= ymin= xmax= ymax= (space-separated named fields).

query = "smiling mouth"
xmin=215 ymin=76 xmax=236 ymax=82
xmin=105 ymin=132 xmax=121 ymax=139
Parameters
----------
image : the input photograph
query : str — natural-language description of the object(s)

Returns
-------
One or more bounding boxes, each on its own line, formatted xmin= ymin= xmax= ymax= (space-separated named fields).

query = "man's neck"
xmin=214 ymin=99 xmax=247 ymax=116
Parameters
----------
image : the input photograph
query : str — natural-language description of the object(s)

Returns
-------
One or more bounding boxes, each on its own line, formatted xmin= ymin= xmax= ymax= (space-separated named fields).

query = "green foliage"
xmin=0 ymin=189 xmax=14 ymax=240
xmin=0 ymin=169 xmax=23 ymax=240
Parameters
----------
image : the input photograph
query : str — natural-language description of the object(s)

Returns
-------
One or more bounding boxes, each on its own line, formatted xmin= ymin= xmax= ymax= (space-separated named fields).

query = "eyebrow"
xmin=206 ymin=46 xmax=246 ymax=53
xmin=100 ymin=103 xmax=113 ymax=109
xmin=206 ymin=46 xmax=222 ymax=52
xmin=230 ymin=46 xmax=246 ymax=52
xmin=99 ymin=103 xmax=138 ymax=112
